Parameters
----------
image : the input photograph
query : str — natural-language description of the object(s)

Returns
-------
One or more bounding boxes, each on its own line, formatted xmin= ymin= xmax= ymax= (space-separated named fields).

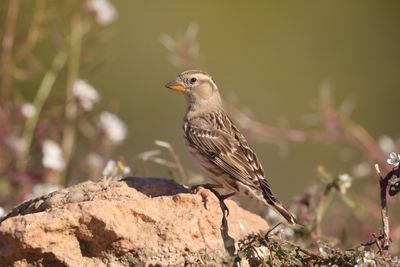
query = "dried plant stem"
xmin=374 ymin=164 xmax=397 ymax=255
xmin=61 ymin=17 xmax=87 ymax=186
xmin=153 ymin=140 xmax=187 ymax=183
xmin=18 ymin=50 xmax=67 ymax=170
xmin=164 ymin=146 xmax=187 ymax=183
xmin=15 ymin=0 xmax=45 ymax=63
xmin=0 ymin=0 xmax=19 ymax=102
xmin=315 ymin=183 xmax=335 ymax=238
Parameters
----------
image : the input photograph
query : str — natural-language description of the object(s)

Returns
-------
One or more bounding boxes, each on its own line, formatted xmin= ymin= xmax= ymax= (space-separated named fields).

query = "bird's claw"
xmin=220 ymin=200 xmax=230 ymax=217
xmin=190 ymin=184 xmax=234 ymax=217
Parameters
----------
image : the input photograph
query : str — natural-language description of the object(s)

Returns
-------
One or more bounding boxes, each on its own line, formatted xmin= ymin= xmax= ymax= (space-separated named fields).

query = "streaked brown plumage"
xmin=165 ymin=70 xmax=297 ymax=225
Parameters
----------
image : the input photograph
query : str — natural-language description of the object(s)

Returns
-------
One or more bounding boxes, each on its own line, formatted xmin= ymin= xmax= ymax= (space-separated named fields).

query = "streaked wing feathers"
xmin=185 ymin=111 xmax=274 ymax=197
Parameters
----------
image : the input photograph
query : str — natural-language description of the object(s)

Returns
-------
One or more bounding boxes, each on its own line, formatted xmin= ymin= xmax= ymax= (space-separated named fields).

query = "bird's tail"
xmin=259 ymin=178 xmax=297 ymax=225
xmin=270 ymin=202 xmax=297 ymax=225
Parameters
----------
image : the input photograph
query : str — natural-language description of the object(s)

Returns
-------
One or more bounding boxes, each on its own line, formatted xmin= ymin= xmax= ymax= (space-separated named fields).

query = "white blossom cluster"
xmin=86 ymin=0 xmax=117 ymax=25
xmin=102 ymin=160 xmax=130 ymax=177
xmin=338 ymin=173 xmax=352 ymax=194
xmin=21 ymin=103 xmax=36 ymax=118
xmin=73 ymin=79 xmax=100 ymax=111
xmin=42 ymin=140 xmax=65 ymax=172
xmin=99 ymin=111 xmax=127 ymax=144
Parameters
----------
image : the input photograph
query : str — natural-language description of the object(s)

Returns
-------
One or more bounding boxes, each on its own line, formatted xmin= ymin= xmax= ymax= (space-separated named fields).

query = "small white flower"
xmin=42 ymin=140 xmax=65 ymax=171
xmin=102 ymin=160 xmax=130 ymax=177
xmin=86 ymin=0 xmax=117 ymax=25
xmin=102 ymin=160 xmax=117 ymax=176
xmin=122 ymin=166 xmax=131 ymax=174
xmin=73 ymin=80 xmax=100 ymax=111
xmin=21 ymin=103 xmax=36 ymax=118
xmin=0 ymin=207 xmax=4 ymax=217
xmin=99 ymin=111 xmax=127 ymax=144
xmin=387 ymin=152 xmax=400 ymax=168
xmin=338 ymin=173 xmax=352 ymax=194
xmin=29 ymin=183 xmax=62 ymax=199
xmin=379 ymin=135 xmax=396 ymax=154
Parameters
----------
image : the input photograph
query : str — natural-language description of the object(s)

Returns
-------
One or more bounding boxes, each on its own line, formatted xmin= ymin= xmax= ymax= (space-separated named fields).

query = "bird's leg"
xmin=207 ymin=188 xmax=235 ymax=217
xmin=190 ymin=183 xmax=222 ymax=191
xmin=218 ymin=192 xmax=236 ymax=216
xmin=190 ymin=183 xmax=235 ymax=216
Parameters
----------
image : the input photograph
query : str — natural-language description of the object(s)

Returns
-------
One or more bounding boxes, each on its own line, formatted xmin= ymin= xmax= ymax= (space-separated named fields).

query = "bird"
xmin=165 ymin=70 xmax=297 ymax=225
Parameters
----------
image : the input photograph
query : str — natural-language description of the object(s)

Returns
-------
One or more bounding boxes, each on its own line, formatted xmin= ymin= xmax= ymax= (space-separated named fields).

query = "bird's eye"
xmin=190 ymin=77 xmax=197 ymax=84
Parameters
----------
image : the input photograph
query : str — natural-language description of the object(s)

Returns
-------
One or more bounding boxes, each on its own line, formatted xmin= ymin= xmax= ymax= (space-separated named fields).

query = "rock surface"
xmin=0 ymin=177 xmax=269 ymax=266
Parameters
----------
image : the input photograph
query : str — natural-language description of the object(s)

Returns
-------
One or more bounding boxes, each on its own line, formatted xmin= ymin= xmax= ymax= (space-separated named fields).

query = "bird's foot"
xmin=190 ymin=183 xmax=222 ymax=192
xmin=190 ymin=184 xmax=235 ymax=217
xmin=216 ymin=192 xmax=235 ymax=216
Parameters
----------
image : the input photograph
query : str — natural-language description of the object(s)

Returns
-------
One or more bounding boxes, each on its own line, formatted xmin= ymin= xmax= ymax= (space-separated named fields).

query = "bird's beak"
xmin=165 ymin=79 xmax=187 ymax=93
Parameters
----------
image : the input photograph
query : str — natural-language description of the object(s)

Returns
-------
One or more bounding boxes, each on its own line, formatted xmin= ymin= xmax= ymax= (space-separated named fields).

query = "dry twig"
xmin=372 ymin=163 xmax=400 ymax=254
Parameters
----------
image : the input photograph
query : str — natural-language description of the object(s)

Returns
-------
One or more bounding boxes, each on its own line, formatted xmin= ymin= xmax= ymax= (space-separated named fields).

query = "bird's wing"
xmin=230 ymin=123 xmax=278 ymax=204
xmin=185 ymin=112 xmax=278 ymax=204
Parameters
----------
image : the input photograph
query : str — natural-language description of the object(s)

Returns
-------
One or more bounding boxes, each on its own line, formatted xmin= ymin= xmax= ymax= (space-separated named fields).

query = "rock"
xmin=0 ymin=177 xmax=269 ymax=266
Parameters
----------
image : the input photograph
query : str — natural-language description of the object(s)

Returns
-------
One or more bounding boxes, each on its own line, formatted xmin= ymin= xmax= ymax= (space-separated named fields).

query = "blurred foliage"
xmin=0 ymin=0 xmax=125 ymax=208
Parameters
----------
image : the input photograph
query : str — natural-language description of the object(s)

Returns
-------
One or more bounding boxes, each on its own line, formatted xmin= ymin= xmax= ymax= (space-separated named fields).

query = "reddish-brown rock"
xmin=0 ymin=177 xmax=269 ymax=266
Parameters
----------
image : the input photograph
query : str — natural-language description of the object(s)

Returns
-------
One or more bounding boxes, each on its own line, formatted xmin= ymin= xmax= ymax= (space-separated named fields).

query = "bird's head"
xmin=165 ymin=70 xmax=222 ymax=111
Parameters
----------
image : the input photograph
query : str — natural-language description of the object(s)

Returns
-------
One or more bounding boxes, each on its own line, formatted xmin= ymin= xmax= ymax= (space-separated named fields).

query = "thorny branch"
xmin=372 ymin=163 xmax=400 ymax=255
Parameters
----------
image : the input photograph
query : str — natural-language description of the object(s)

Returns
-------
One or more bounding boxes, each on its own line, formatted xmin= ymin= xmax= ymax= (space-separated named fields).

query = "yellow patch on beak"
xmin=165 ymin=80 xmax=186 ymax=93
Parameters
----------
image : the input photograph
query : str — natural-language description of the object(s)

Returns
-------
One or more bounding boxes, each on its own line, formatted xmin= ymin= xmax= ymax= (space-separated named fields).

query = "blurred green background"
xmin=2 ymin=1 xmax=400 ymax=203
xmin=89 ymin=1 xmax=400 ymax=201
